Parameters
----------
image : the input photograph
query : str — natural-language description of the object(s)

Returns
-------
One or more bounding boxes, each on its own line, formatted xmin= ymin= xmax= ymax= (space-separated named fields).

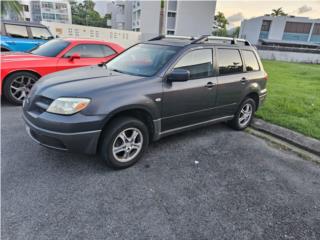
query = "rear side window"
xmin=101 ymin=45 xmax=116 ymax=56
xmin=174 ymin=49 xmax=214 ymax=80
xmin=30 ymin=27 xmax=52 ymax=40
xmin=5 ymin=24 xmax=29 ymax=38
xmin=64 ymin=44 xmax=105 ymax=58
xmin=217 ymin=49 xmax=243 ymax=75
xmin=242 ymin=50 xmax=260 ymax=72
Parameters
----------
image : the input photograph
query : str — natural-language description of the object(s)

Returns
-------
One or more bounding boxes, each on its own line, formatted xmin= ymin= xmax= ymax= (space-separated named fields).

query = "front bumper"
xmin=23 ymin=113 xmax=102 ymax=155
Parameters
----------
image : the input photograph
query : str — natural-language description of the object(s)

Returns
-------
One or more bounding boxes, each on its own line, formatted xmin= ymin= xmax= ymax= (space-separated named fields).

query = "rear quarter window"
xmin=242 ymin=50 xmax=260 ymax=72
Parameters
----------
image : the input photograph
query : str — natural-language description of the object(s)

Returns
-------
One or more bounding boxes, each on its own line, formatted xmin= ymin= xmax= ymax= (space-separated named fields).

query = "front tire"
xmin=3 ymin=71 xmax=39 ymax=105
xmin=229 ymin=98 xmax=256 ymax=130
xmin=100 ymin=117 xmax=149 ymax=169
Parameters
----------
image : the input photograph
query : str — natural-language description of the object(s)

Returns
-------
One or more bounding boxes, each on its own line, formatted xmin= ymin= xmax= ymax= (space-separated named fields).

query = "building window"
xmin=310 ymin=23 xmax=320 ymax=43
xmin=259 ymin=20 xmax=272 ymax=39
xmin=167 ymin=30 xmax=175 ymax=35
xmin=25 ymin=18 xmax=30 ymax=21
xmin=23 ymin=4 xmax=29 ymax=12
xmin=283 ymin=22 xmax=312 ymax=42
xmin=42 ymin=13 xmax=55 ymax=20
xmin=68 ymin=28 xmax=73 ymax=36
xmin=42 ymin=2 xmax=54 ymax=9
xmin=168 ymin=12 xmax=176 ymax=18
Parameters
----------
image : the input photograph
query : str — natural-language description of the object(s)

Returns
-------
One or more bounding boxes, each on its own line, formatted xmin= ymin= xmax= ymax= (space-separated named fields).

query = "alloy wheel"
xmin=10 ymin=75 xmax=37 ymax=102
xmin=112 ymin=128 xmax=143 ymax=163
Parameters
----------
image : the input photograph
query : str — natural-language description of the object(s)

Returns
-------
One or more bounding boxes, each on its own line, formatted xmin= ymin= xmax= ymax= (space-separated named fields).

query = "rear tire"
xmin=3 ymin=71 xmax=39 ymax=105
xmin=99 ymin=117 xmax=149 ymax=169
xmin=228 ymin=98 xmax=256 ymax=130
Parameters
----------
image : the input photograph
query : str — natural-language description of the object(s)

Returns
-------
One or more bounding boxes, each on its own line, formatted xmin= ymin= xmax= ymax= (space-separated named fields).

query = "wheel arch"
xmin=2 ymin=70 xmax=41 ymax=94
xmin=97 ymin=107 xmax=156 ymax=152
xmin=245 ymin=92 xmax=259 ymax=111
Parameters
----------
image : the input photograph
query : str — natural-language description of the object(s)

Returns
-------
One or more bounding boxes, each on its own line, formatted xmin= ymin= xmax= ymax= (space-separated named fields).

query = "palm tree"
xmin=1 ymin=0 xmax=23 ymax=18
xmin=271 ymin=7 xmax=288 ymax=16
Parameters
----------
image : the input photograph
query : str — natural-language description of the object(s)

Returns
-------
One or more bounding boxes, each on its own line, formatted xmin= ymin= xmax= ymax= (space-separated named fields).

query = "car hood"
xmin=32 ymin=65 xmax=145 ymax=99
xmin=0 ymin=52 xmax=48 ymax=63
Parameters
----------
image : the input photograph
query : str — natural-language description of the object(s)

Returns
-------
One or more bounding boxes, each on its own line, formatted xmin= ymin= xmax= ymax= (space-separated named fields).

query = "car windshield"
xmin=106 ymin=44 xmax=181 ymax=77
xmin=30 ymin=39 xmax=70 ymax=57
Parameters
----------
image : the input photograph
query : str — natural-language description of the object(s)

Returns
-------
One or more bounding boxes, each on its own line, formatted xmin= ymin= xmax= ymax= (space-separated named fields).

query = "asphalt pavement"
xmin=2 ymin=102 xmax=320 ymax=240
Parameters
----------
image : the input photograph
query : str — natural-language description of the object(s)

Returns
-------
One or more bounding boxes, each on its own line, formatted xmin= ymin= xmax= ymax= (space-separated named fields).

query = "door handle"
xmin=205 ymin=82 xmax=215 ymax=88
xmin=240 ymin=77 xmax=248 ymax=84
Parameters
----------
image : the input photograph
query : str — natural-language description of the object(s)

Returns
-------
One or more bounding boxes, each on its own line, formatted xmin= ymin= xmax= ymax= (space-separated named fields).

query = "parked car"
xmin=23 ymin=35 xmax=268 ymax=169
xmin=1 ymin=38 xmax=124 ymax=104
xmin=0 ymin=20 xmax=54 ymax=52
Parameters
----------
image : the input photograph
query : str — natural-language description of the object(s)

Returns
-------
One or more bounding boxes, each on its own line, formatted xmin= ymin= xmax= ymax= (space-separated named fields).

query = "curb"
xmin=251 ymin=118 xmax=320 ymax=156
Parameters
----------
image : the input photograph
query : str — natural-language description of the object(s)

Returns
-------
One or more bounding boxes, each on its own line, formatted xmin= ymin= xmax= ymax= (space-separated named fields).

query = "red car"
xmin=1 ymin=38 xmax=124 ymax=104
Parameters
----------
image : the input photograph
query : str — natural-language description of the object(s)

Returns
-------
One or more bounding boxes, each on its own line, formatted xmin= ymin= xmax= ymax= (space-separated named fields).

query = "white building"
xmin=163 ymin=0 xmax=217 ymax=36
xmin=19 ymin=0 xmax=72 ymax=24
xmin=240 ymin=16 xmax=320 ymax=46
xmin=107 ymin=0 xmax=216 ymax=40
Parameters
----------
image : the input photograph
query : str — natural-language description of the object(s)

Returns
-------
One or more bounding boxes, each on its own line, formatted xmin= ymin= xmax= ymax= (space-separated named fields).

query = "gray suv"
xmin=23 ymin=35 xmax=268 ymax=169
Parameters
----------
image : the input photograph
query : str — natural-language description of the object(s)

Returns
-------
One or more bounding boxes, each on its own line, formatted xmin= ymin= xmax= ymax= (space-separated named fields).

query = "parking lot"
xmin=2 ymin=102 xmax=320 ymax=240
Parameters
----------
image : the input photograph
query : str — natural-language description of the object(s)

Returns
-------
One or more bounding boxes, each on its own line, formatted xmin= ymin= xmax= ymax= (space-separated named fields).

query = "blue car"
xmin=0 ymin=20 xmax=54 ymax=52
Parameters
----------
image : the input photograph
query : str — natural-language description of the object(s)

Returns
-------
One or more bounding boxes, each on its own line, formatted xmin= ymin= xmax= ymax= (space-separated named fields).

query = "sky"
xmin=216 ymin=0 xmax=320 ymax=29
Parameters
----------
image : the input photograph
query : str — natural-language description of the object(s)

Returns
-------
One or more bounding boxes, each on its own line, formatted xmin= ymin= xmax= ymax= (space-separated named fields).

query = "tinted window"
xmin=174 ymin=49 xmax=213 ymax=79
xmin=101 ymin=45 xmax=116 ymax=56
xmin=217 ymin=49 xmax=243 ymax=75
xmin=106 ymin=44 xmax=180 ymax=77
xmin=30 ymin=39 xmax=70 ymax=57
xmin=64 ymin=44 xmax=106 ymax=58
xmin=5 ymin=24 xmax=29 ymax=38
xmin=30 ymin=27 xmax=53 ymax=40
xmin=242 ymin=50 xmax=260 ymax=72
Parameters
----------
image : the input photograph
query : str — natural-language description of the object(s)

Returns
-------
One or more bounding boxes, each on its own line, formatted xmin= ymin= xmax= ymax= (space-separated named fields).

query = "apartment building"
xmin=240 ymin=16 xmax=320 ymax=46
xmin=19 ymin=0 xmax=72 ymax=24
xmin=107 ymin=0 xmax=216 ymax=40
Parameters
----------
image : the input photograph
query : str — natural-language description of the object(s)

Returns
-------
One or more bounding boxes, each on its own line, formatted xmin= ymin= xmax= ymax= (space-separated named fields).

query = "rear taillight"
xmin=264 ymin=73 xmax=268 ymax=81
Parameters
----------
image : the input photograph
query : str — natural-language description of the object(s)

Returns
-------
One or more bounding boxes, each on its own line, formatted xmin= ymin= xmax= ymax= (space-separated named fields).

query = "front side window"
xmin=217 ymin=49 xmax=243 ymax=75
xmin=242 ymin=50 xmax=260 ymax=72
xmin=106 ymin=44 xmax=180 ymax=77
xmin=30 ymin=27 xmax=53 ymax=40
xmin=174 ymin=49 xmax=214 ymax=79
xmin=30 ymin=39 xmax=70 ymax=57
xmin=64 ymin=44 xmax=105 ymax=58
xmin=5 ymin=24 xmax=29 ymax=38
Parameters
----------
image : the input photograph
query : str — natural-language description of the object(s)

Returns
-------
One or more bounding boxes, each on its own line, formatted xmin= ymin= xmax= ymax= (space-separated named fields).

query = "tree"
xmin=213 ymin=11 xmax=229 ymax=36
xmin=70 ymin=0 xmax=108 ymax=28
xmin=271 ymin=7 xmax=288 ymax=16
xmin=1 ymin=0 xmax=23 ymax=18
xmin=231 ymin=26 xmax=240 ymax=38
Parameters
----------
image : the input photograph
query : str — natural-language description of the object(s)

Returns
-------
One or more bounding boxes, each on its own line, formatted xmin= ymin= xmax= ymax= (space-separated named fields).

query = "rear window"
xmin=217 ymin=49 xmax=243 ymax=75
xmin=5 ymin=24 xmax=29 ymax=38
xmin=242 ymin=50 xmax=260 ymax=72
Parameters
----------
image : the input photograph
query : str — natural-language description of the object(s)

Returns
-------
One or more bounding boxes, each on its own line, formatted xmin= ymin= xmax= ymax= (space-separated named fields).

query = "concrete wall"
xmin=258 ymin=50 xmax=320 ymax=64
xmin=42 ymin=22 xmax=141 ymax=48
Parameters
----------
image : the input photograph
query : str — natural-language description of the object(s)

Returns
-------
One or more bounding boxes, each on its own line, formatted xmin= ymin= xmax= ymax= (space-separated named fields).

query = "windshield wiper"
xmin=111 ymin=68 xmax=126 ymax=74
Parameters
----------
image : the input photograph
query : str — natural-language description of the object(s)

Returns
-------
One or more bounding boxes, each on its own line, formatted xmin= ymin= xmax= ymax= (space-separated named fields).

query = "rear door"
xmin=56 ymin=44 xmax=117 ymax=71
xmin=162 ymin=48 xmax=217 ymax=131
xmin=215 ymin=48 xmax=246 ymax=116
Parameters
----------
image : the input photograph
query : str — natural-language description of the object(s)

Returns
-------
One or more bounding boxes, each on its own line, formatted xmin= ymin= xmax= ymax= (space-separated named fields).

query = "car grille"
xmin=30 ymin=96 xmax=53 ymax=114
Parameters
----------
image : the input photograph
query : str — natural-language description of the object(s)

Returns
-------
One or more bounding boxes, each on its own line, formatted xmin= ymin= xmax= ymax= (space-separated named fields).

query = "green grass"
xmin=256 ymin=60 xmax=320 ymax=140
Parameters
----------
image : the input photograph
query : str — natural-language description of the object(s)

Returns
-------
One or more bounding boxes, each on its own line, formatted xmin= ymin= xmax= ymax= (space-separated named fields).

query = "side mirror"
xmin=167 ymin=69 xmax=190 ymax=82
xmin=69 ymin=53 xmax=80 ymax=61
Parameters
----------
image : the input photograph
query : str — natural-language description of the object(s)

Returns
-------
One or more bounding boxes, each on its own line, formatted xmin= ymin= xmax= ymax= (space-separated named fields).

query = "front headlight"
xmin=47 ymin=97 xmax=91 ymax=115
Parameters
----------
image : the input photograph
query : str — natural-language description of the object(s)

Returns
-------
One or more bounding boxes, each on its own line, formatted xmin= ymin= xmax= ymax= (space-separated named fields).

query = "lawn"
xmin=256 ymin=60 xmax=320 ymax=140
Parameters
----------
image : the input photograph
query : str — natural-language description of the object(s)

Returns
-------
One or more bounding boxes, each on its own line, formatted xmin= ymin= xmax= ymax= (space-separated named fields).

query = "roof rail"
xmin=148 ymin=35 xmax=195 ymax=41
xmin=192 ymin=35 xmax=251 ymax=46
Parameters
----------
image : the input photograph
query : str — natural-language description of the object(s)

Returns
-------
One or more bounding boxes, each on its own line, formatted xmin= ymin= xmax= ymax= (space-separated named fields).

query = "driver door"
xmin=56 ymin=44 xmax=117 ymax=72
xmin=161 ymin=48 xmax=217 ymax=131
